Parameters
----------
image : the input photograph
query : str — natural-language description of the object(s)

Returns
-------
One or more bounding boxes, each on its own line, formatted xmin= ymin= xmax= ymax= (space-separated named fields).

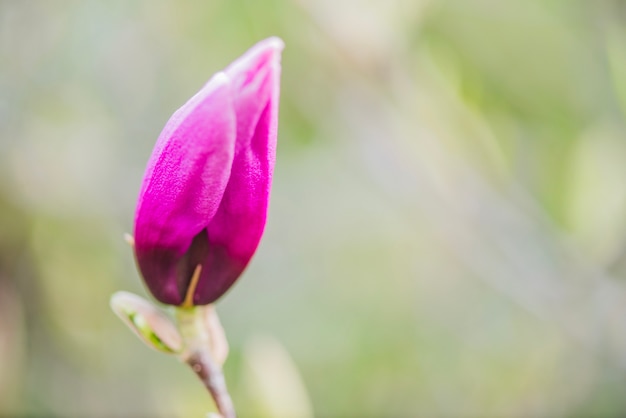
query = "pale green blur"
xmin=2 ymin=0 xmax=626 ymax=416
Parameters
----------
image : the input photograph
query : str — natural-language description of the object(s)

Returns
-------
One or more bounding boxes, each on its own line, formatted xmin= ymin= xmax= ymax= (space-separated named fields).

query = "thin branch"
xmin=184 ymin=348 xmax=235 ymax=418
xmin=177 ymin=305 xmax=236 ymax=418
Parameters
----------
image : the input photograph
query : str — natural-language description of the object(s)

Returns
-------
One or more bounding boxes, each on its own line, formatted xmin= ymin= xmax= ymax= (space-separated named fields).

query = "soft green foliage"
xmin=3 ymin=0 xmax=626 ymax=416
xmin=129 ymin=313 xmax=165 ymax=350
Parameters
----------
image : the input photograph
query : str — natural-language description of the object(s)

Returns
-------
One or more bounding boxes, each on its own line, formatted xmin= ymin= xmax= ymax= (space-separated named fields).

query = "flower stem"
xmin=176 ymin=306 xmax=235 ymax=418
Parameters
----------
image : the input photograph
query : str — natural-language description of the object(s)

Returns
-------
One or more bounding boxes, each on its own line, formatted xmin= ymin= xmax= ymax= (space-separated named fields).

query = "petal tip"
xmin=262 ymin=36 xmax=285 ymax=53
xmin=226 ymin=37 xmax=284 ymax=80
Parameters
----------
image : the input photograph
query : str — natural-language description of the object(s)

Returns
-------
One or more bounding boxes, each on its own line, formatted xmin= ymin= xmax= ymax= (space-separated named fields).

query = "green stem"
xmin=176 ymin=306 xmax=235 ymax=418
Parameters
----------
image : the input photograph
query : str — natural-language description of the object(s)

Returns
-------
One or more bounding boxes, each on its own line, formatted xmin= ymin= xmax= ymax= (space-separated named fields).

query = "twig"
xmin=177 ymin=306 xmax=235 ymax=418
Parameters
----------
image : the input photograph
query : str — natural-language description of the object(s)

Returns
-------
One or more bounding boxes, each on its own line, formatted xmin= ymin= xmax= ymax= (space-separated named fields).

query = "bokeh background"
xmin=3 ymin=0 xmax=626 ymax=416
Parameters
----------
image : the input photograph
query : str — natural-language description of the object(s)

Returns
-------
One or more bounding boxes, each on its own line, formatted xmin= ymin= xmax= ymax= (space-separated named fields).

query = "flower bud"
xmin=133 ymin=38 xmax=283 ymax=305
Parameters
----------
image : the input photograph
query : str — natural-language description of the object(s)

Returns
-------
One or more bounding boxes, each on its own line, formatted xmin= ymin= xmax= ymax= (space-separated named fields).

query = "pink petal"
xmin=134 ymin=73 xmax=236 ymax=305
xmin=193 ymin=37 xmax=284 ymax=304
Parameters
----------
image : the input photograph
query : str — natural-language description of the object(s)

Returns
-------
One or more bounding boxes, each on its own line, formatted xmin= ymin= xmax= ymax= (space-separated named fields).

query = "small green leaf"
xmin=110 ymin=291 xmax=183 ymax=354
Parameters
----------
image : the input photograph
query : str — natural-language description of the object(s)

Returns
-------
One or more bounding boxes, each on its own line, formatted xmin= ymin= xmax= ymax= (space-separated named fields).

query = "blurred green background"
xmin=3 ymin=0 xmax=626 ymax=416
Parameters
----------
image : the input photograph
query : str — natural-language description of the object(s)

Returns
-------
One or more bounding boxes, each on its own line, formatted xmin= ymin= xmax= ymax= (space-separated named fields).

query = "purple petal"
xmin=193 ymin=37 xmax=284 ymax=304
xmin=134 ymin=73 xmax=236 ymax=305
